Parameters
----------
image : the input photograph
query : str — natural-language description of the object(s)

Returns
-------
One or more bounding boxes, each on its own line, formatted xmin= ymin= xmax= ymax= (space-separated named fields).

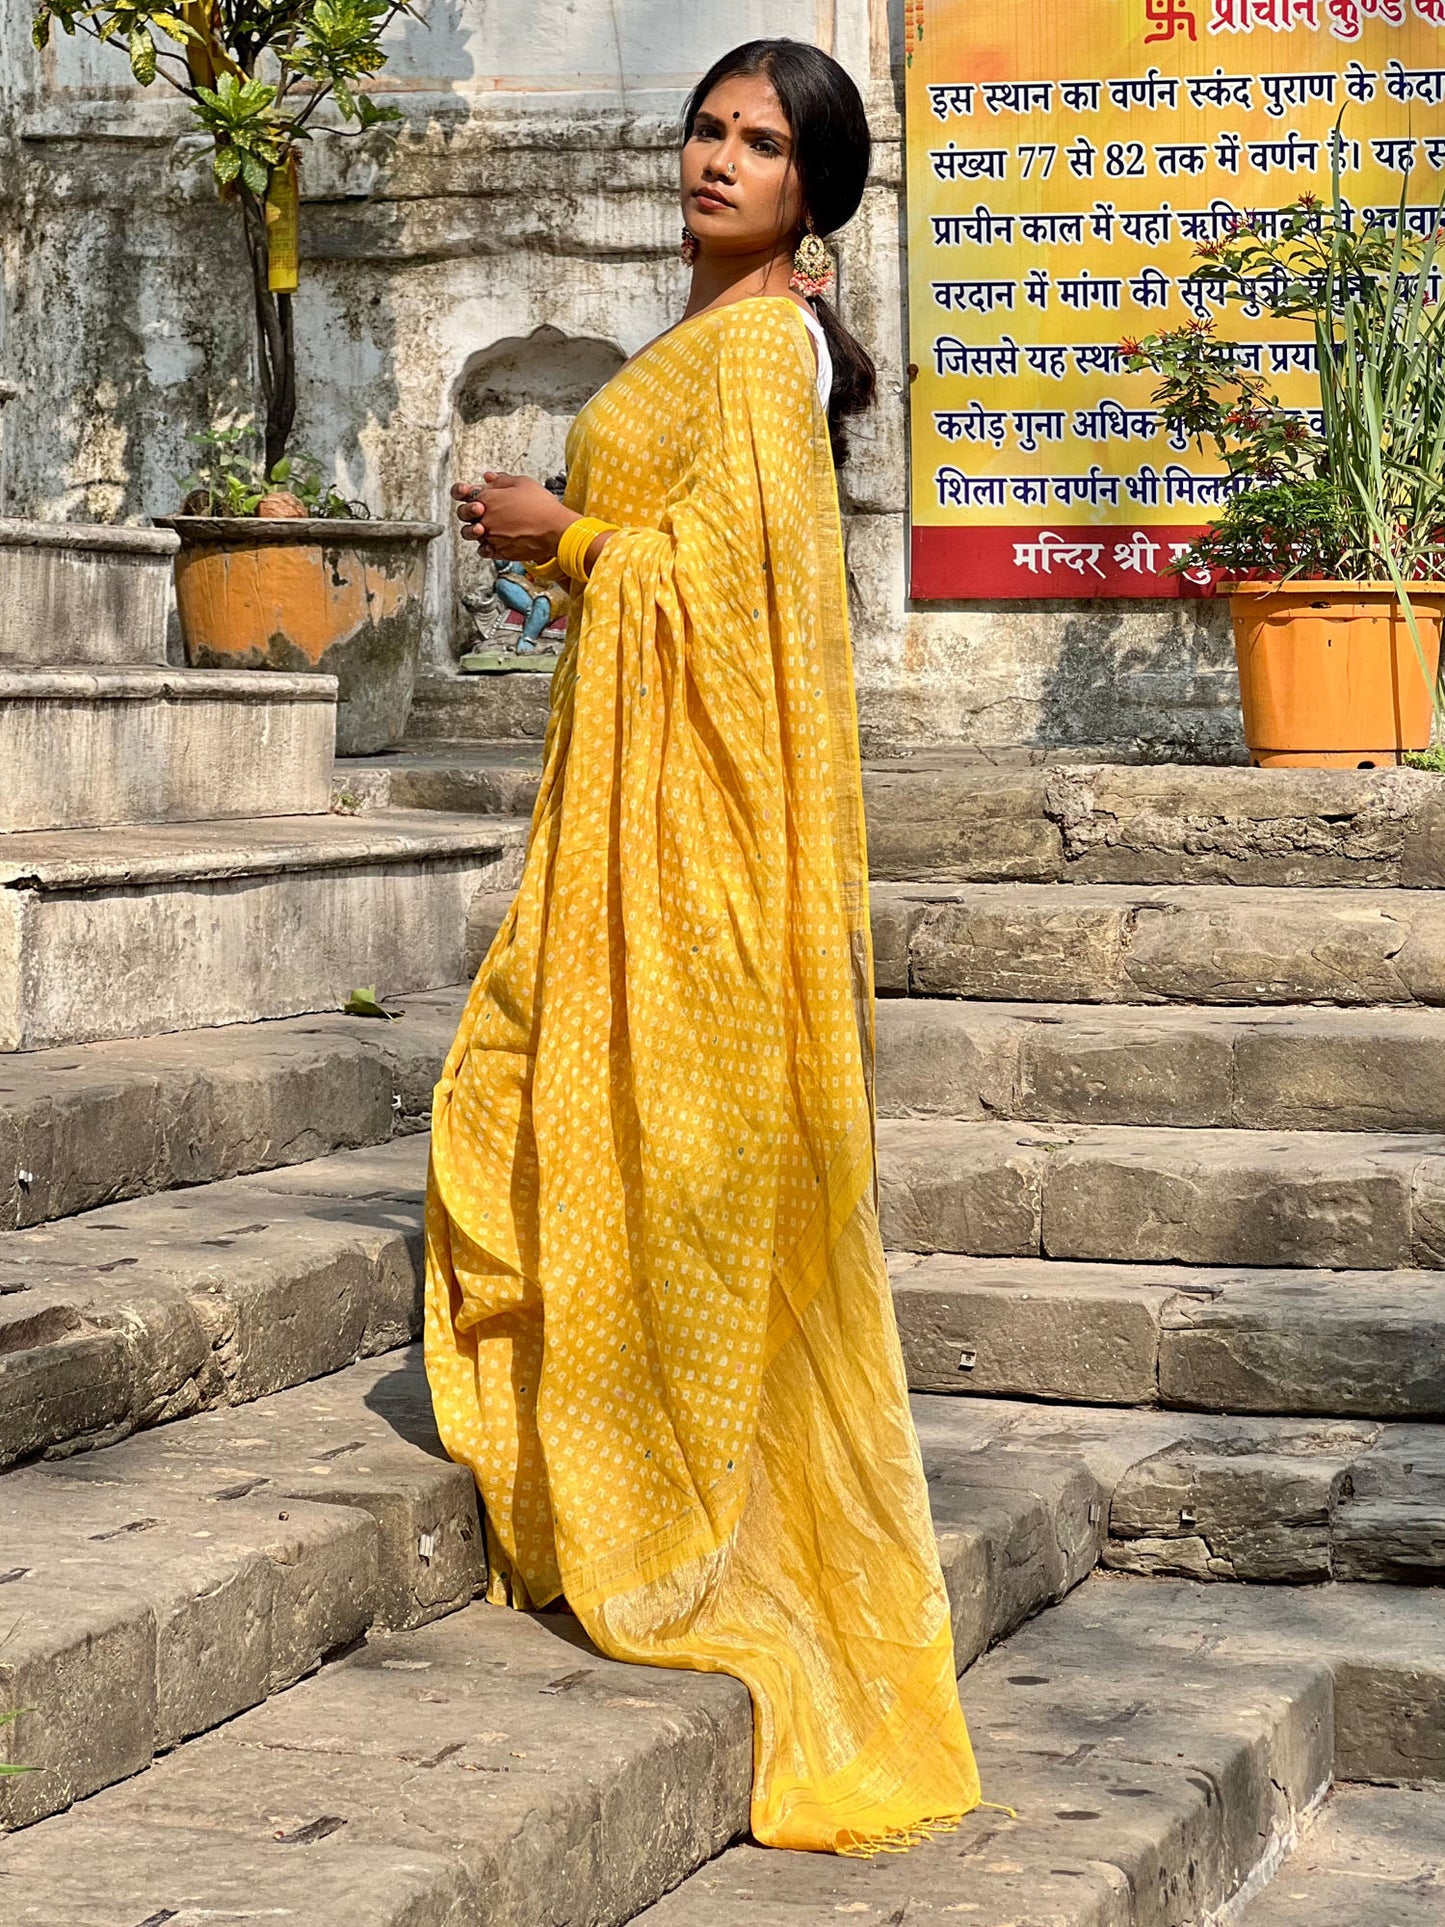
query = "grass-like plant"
xmin=31 ymin=0 xmax=420 ymax=472
xmin=1 ymin=1706 xmax=36 ymax=1777
xmin=1123 ymin=144 xmax=1445 ymax=590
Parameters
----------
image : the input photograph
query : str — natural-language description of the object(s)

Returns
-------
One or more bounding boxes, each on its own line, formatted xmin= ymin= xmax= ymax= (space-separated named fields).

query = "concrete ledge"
xmin=0 ymin=520 xmax=178 ymax=555
xmin=0 ymin=519 xmax=177 ymax=666
xmin=0 ymin=811 xmax=525 ymax=1048
xmin=1233 ymin=1783 xmax=1445 ymax=1927
xmin=0 ymin=667 xmax=338 ymax=832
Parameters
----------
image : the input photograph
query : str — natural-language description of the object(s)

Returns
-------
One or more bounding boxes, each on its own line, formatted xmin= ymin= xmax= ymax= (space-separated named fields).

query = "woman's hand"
xmin=452 ymin=472 xmax=574 ymax=564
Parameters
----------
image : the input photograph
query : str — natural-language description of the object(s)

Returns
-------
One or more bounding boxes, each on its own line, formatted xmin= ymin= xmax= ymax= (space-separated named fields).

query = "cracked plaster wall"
xmin=0 ymin=0 xmax=1241 ymax=752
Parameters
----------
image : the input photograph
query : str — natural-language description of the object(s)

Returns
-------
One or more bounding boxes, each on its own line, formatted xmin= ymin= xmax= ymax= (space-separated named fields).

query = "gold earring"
xmin=680 ymin=225 xmax=698 ymax=265
xmin=789 ymin=224 xmax=834 ymax=298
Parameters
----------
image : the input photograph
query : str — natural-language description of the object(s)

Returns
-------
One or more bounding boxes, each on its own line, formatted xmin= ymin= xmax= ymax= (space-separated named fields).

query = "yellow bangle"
xmin=530 ymin=556 xmax=563 ymax=584
xmin=557 ymin=515 xmax=619 ymax=584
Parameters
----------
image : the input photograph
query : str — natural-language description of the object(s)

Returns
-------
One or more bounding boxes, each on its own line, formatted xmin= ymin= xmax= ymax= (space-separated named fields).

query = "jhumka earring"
xmin=680 ymin=225 xmax=699 ymax=266
xmin=789 ymin=222 xmax=834 ymax=298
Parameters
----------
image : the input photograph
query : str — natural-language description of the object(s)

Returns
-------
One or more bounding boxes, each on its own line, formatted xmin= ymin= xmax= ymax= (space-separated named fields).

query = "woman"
xmin=425 ymin=37 xmax=981 ymax=1855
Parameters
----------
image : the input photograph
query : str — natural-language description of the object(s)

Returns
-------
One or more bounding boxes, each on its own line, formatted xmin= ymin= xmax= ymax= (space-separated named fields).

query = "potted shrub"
xmin=1124 ymin=173 xmax=1445 ymax=769
xmin=32 ymin=0 xmax=440 ymax=754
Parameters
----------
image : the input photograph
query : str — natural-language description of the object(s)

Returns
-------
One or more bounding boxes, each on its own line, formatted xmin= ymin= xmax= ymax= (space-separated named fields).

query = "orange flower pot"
xmin=1229 ymin=580 xmax=1445 ymax=769
xmin=155 ymin=516 xmax=441 ymax=755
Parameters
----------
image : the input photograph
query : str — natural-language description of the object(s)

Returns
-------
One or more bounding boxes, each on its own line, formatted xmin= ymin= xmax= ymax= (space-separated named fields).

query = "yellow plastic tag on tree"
xmin=180 ymin=0 xmax=216 ymax=90
xmin=265 ymin=153 xmax=300 ymax=294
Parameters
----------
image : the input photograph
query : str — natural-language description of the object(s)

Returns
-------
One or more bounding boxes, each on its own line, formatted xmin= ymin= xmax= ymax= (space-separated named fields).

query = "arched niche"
xmin=447 ymin=326 xmax=625 ymax=659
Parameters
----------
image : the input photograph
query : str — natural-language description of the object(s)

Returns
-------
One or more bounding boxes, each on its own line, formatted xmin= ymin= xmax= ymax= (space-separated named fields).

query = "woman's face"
xmin=680 ymin=73 xmax=805 ymax=258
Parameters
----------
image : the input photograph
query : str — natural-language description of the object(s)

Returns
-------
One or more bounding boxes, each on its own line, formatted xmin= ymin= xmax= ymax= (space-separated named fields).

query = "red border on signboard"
xmin=910 ymin=525 xmax=1218 ymax=600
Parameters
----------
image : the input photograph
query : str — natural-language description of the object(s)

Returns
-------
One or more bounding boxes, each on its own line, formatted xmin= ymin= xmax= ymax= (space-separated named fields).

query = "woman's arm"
xmin=452 ymin=473 xmax=615 ymax=578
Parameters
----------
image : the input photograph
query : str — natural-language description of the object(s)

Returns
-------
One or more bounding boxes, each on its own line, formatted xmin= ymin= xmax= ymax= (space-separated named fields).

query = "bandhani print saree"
xmin=424 ymin=296 xmax=981 ymax=1852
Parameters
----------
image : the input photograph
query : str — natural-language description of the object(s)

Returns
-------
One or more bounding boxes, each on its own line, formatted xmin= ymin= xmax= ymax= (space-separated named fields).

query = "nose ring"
xmin=726 ymin=163 xmax=736 ymax=177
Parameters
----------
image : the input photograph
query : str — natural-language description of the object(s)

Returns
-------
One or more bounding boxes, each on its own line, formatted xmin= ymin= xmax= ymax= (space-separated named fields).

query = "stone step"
xmin=0 ymin=667 xmax=336 ymax=833
xmin=0 ymin=809 xmax=525 ymax=1049
xmin=911 ymin=1394 xmax=1445 ymax=1588
xmin=636 ymin=1576 xmax=1445 ymax=1927
xmin=0 ymin=987 xmax=459 ymax=1231
xmin=13 ymin=1100 xmax=1443 ymax=1459
xmin=1108 ymin=1424 xmax=1445 ymax=1588
xmin=1235 ymin=1784 xmax=1445 ymax=1926
xmin=0 ymin=1344 xmax=1097 ymax=1835
xmin=866 ymin=757 xmax=1445 ymax=889
xmin=406 ymin=667 xmax=553 ymax=741
xmin=346 ymin=741 xmax=1445 ymax=888
xmin=0 ymin=519 xmax=175 ymax=667
xmin=876 ymin=997 xmax=1445 ymax=1133
xmin=878 ymin=1117 xmax=1445 ymax=1272
xmin=19 ymin=1577 xmax=1445 ymax=1927
xmin=892 ymin=1253 xmax=1445 ymax=1419
xmin=0 ymin=1135 xmax=430 ymax=1471
xmin=7 ymin=1374 xmax=1444 ymax=1909
xmin=0 ymin=1350 xmax=484 ymax=1829
xmin=0 ymin=1599 xmax=748 ymax=1920
xmin=871 ymin=881 xmax=1445 ymax=1005
xmin=337 ymin=740 xmax=543 ymax=819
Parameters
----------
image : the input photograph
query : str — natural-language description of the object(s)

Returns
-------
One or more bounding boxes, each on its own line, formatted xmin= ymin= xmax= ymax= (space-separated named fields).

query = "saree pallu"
xmin=424 ymin=296 xmax=980 ymax=1852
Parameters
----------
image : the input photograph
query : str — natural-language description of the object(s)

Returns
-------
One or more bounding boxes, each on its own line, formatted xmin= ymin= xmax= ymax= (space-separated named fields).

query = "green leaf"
xmin=355 ymin=92 xmax=400 ymax=126
xmin=32 ymin=13 xmax=51 ymax=51
xmin=213 ymin=145 xmax=242 ymax=185
xmin=149 ymin=11 xmax=200 ymax=42
xmin=240 ymin=153 xmax=269 ymax=196
xmin=128 ymin=25 xmax=156 ymax=85
xmin=342 ymin=986 xmax=397 ymax=1020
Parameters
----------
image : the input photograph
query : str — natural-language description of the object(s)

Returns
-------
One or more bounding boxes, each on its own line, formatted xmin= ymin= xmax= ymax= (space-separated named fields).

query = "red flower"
xmin=1118 ymin=336 xmax=1143 ymax=356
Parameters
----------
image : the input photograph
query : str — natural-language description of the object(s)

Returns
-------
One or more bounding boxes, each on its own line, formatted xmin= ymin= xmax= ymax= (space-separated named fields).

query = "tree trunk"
xmin=239 ymin=185 xmax=296 ymax=475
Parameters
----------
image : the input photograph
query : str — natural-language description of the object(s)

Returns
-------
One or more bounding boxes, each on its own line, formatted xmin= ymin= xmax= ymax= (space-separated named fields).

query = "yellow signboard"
xmin=905 ymin=0 xmax=1445 ymax=595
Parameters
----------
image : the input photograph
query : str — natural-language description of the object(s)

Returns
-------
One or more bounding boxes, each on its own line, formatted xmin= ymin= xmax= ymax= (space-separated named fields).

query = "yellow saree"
xmin=424 ymin=295 xmax=980 ymax=1853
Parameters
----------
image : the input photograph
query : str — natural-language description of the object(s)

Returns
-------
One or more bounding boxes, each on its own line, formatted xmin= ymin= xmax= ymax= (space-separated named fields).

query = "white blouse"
xmin=797 ymin=304 xmax=834 ymax=413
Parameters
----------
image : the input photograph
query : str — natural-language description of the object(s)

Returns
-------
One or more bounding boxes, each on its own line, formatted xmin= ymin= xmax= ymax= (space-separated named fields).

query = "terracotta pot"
xmin=1229 ymin=580 xmax=1445 ymax=769
xmin=154 ymin=516 xmax=442 ymax=755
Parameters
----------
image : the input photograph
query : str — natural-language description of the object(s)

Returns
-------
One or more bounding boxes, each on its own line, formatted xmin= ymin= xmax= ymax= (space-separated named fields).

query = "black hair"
xmin=683 ymin=39 xmax=877 ymax=466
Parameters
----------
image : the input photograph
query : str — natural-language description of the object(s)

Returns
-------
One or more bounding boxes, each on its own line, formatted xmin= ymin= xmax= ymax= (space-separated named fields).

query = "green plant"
xmin=1 ymin=1706 xmax=36 ymax=1777
xmin=179 ymin=417 xmax=366 ymax=516
xmin=1122 ymin=155 xmax=1445 ymax=589
xmin=32 ymin=0 xmax=420 ymax=471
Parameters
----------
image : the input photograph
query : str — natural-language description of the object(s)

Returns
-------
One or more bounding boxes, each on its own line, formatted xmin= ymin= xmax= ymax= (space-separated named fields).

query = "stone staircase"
xmin=3 ymin=653 xmax=1445 ymax=1922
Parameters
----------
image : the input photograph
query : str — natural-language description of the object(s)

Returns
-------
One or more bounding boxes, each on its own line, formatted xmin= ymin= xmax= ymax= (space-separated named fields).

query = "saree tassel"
xmin=835 ymin=1797 xmax=1018 ymax=1856
xmin=836 ymin=1812 xmax=965 ymax=1858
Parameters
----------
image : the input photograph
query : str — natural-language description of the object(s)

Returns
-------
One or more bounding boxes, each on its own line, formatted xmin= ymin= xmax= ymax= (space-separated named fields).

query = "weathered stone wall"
xmin=0 ymin=1 xmax=1241 ymax=754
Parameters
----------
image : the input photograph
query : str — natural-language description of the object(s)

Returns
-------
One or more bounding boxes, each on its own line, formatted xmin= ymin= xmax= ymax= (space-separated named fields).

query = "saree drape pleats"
xmin=424 ymin=297 xmax=980 ymax=1853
